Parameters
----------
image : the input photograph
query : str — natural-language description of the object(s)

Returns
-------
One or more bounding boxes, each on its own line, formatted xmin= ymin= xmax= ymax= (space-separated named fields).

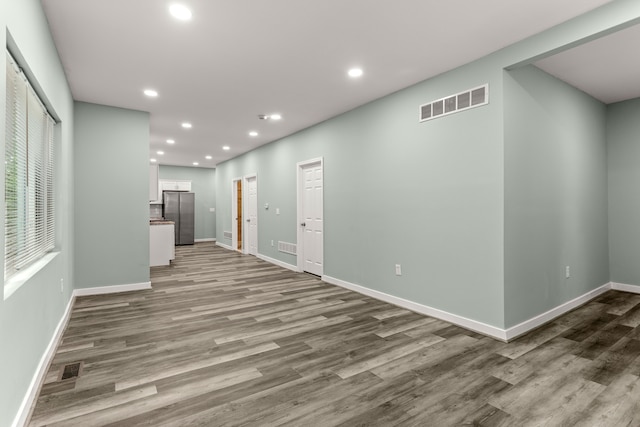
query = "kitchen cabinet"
xmin=149 ymin=164 xmax=159 ymax=202
xmin=150 ymin=222 xmax=175 ymax=266
xmin=160 ymin=179 xmax=191 ymax=192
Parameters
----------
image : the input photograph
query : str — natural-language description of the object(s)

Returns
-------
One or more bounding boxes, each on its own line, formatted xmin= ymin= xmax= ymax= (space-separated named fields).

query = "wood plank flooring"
xmin=28 ymin=242 xmax=640 ymax=426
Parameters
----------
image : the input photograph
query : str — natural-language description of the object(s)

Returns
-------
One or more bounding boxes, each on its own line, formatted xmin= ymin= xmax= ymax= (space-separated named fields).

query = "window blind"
xmin=5 ymin=51 xmax=56 ymax=280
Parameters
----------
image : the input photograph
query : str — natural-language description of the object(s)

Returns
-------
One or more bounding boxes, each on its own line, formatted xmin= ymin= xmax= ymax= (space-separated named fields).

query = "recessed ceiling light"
xmin=150 ymin=158 xmax=157 ymax=163
xmin=181 ymin=122 xmax=192 ymax=129
xmin=270 ymin=114 xmax=282 ymax=120
xmin=193 ymin=162 xmax=199 ymax=166
xmin=157 ymin=151 xmax=164 ymax=155
xmin=222 ymin=145 xmax=230 ymax=151
xmin=169 ymin=4 xmax=192 ymax=21
xmin=348 ymin=68 xmax=363 ymax=78
xmin=144 ymin=89 xmax=158 ymax=97
xmin=166 ymin=139 xmax=175 ymax=144
xmin=205 ymin=155 xmax=212 ymax=160
xmin=249 ymin=131 xmax=258 ymax=137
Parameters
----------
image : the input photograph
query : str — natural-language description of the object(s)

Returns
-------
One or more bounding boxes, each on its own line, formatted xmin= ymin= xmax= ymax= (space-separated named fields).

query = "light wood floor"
xmin=29 ymin=242 xmax=640 ymax=426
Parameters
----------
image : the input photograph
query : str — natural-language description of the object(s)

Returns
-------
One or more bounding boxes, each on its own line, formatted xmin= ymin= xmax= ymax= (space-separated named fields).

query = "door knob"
xmin=246 ymin=219 xmax=250 ymax=222
xmin=301 ymin=222 xmax=306 ymax=227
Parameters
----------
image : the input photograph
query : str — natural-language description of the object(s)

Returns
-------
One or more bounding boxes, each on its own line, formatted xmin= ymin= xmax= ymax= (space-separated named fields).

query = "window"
xmin=5 ymin=51 xmax=56 ymax=281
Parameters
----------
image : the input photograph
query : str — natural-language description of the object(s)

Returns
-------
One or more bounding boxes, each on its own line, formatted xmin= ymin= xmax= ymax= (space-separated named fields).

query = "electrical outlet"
xmin=60 ymin=278 xmax=64 ymax=293
xmin=276 ymin=208 xmax=280 ymax=215
xmin=395 ymin=264 xmax=402 ymax=276
xmin=271 ymin=240 xmax=274 ymax=247
xmin=565 ymin=266 xmax=570 ymax=279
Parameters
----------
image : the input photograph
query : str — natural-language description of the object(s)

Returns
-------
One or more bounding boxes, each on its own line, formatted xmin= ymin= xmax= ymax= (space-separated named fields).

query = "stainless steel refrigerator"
xmin=163 ymin=191 xmax=195 ymax=245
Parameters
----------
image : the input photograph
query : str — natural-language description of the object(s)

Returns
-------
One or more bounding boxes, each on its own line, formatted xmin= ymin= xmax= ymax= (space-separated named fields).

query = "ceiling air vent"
xmin=419 ymin=84 xmax=489 ymax=122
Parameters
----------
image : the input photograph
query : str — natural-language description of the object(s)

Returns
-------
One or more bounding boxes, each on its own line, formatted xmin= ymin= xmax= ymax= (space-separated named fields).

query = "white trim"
xmin=216 ymin=241 xmax=233 ymax=251
xmin=504 ymin=283 xmax=611 ymax=341
xmin=12 ymin=294 xmax=75 ymax=427
xmin=194 ymin=238 xmax=216 ymax=243
xmin=73 ymin=281 xmax=151 ymax=297
xmin=4 ymin=252 xmax=59 ymax=300
xmin=257 ymin=253 xmax=300 ymax=272
xmin=322 ymin=274 xmax=508 ymax=341
xmin=296 ymin=157 xmax=324 ymax=274
xmin=322 ymin=275 xmax=614 ymax=342
xmin=611 ymin=282 xmax=640 ymax=294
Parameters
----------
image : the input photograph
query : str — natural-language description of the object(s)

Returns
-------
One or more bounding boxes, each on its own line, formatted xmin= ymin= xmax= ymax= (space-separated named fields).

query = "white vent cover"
xmin=223 ymin=231 xmax=232 ymax=240
xmin=419 ymin=84 xmax=489 ymax=122
xmin=278 ymin=241 xmax=297 ymax=255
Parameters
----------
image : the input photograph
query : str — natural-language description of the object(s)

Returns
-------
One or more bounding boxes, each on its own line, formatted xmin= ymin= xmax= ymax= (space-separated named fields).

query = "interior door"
xmin=236 ymin=180 xmax=242 ymax=251
xmin=232 ymin=179 xmax=242 ymax=251
xmin=246 ymin=176 xmax=258 ymax=256
xmin=301 ymin=162 xmax=323 ymax=275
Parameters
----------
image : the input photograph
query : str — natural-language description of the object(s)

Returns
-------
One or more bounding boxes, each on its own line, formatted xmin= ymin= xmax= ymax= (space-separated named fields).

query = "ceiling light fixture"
xmin=169 ymin=4 xmax=192 ymax=21
xmin=270 ymin=114 xmax=282 ymax=120
xmin=150 ymin=158 xmax=157 ymax=163
xmin=181 ymin=122 xmax=192 ymax=129
xmin=144 ymin=89 xmax=158 ymax=97
xmin=166 ymin=139 xmax=175 ymax=144
xmin=193 ymin=162 xmax=199 ymax=166
xmin=205 ymin=155 xmax=212 ymax=160
xmin=157 ymin=151 xmax=164 ymax=155
xmin=222 ymin=145 xmax=230 ymax=151
xmin=249 ymin=131 xmax=258 ymax=137
xmin=348 ymin=68 xmax=363 ymax=78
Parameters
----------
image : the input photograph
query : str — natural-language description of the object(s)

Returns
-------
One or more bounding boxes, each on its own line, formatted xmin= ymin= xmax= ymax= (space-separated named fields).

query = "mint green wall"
xmin=0 ymin=0 xmax=75 ymax=425
xmin=74 ymin=102 xmax=150 ymax=288
xmin=608 ymin=98 xmax=640 ymax=286
xmin=504 ymin=65 xmax=609 ymax=327
xmin=159 ymin=165 xmax=216 ymax=240
xmin=217 ymin=56 xmax=507 ymax=328
xmin=216 ymin=0 xmax=640 ymax=330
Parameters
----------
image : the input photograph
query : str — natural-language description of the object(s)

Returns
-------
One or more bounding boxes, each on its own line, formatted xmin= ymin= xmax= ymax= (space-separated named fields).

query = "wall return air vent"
xmin=419 ymin=84 xmax=489 ymax=122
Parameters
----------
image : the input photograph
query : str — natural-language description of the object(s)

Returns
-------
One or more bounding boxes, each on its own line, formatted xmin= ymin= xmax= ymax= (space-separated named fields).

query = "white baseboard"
xmin=216 ymin=242 xmax=233 ymax=251
xmin=12 ymin=294 xmax=75 ymax=427
xmin=611 ymin=282 xmax=640 ymax=294
xmin=257 ymin=253 xmax=300 ymax=272
xmin=73 ymin=281 xmax=151 ymax=297
xmin=504 ymin=283 xmax=611 ymax=341
xmin=194 ymin=238 xmax=216 ymax=243
xmin=322 ymin=275 xmax=508 ymax=341
xmin=321 ymin=275 xmax=617 ymax=342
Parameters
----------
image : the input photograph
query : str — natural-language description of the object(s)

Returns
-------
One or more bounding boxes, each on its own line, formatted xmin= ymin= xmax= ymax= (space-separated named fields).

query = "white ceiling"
xmin=535 ymin=23 xmax=640 ymax=104
xmin=41 ymin=0 xmax=619 ymax=168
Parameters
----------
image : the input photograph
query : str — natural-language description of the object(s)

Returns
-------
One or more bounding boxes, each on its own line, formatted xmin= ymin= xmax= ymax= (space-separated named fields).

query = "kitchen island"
xmin=150 ymin=219 xmax=175 ymax=266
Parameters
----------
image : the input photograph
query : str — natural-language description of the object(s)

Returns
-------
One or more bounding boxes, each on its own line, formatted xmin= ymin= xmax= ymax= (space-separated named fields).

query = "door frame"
xmin=296 ymin=157 xmax=324 ymax=273
xmin=243 ymin=173 xmax=258 ymax=255
xmin=231 ymin=177 xmax=242 ymax=251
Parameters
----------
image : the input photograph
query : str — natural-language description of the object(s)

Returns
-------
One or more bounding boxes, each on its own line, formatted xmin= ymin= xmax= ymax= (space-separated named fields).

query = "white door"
xmin=299 ymin=161 xmax=323 ymax=275
xmin=246 ymin=176 xmax=258 ymax=256
xmin=231 ymin=179 xmax=242 ymax=251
